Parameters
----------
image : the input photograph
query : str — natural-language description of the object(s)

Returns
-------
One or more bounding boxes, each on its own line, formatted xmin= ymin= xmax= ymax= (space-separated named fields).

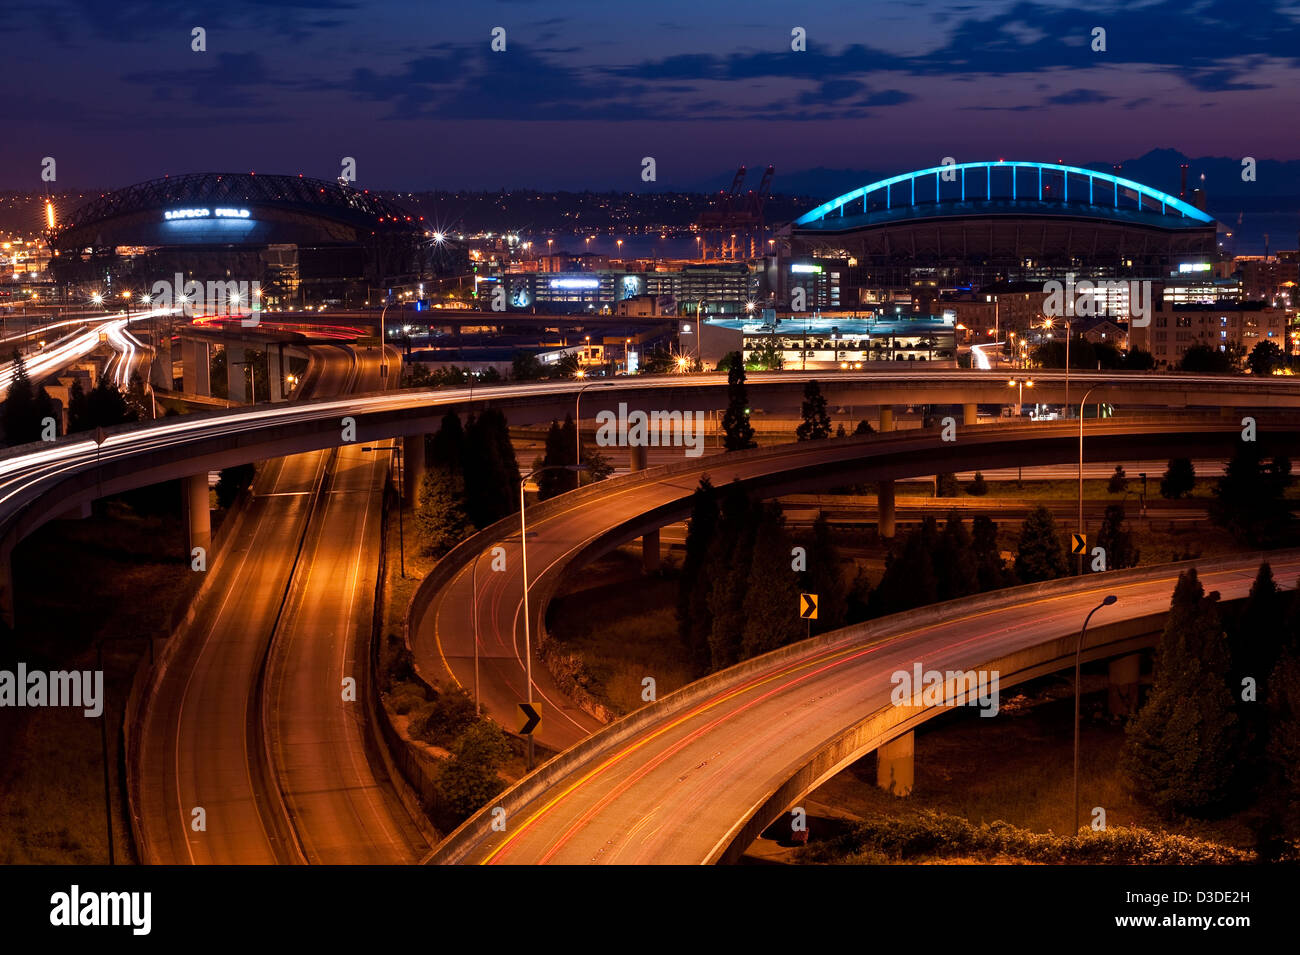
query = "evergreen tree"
xmin=740 ymin=504 xmax=803 ymax=657
xmin=462 ymin=409 xmax=520 ymax=527
xmin=1228 ymin=563 xmax=1282 ymax=779
xmin=720 ymin=353 xmax=755 ymax=451
xmin=1107 ymin=465 xmax=1128 ymax=495
xmin=415 ymin=467 xmax=472 ymax=556
xmin=125 ymin=370 xmax=151 ymax=420
xmin=707 ymin=481 xmax=757 ymax=669
xmin=870 ymin=518 xmax=939 ymax=616
xmin=1160 ymin=457 xmax=1195 ymax=499
xmin=579 ymin=444 xmax=613 ymax=484
xmin=1014 ymin=505 xmax=1068 ymax=582
xmin=67 ymin=377 xmax=90 ymax=433
xmin=803 ymin=513 xmax=848 ymax=632
xmin=75 ymin=376 xmax=137 ymax=431
xmin=536 ymin=415 xmax=579 ymax=500
xmin=1265 ymin=651 xmax=1300 ymax=793
xmin=2 ymin=350 xmax=39 ymax=445
xmin=795 ymin=380 xmax=831 ymax=441
xmin=429 ymin=410 xmax=465 ymax=473
xmin=935 ymin=472 xmax=959 ymax=497
xmin=511 ymin=351 xmax=544 ymax=381
xmin=677 ymin=476 xmax=719 ymax=674
xmin=853 ymin=419 xmax=874 ymax=435
xmin=935 ymin=511 xmax=978 ymax=600
xmin=966 ymin=471 xmax=989 ymax=496
xmin=1121 ymin=570 xmax=1240 ymax=814
xmin=1209 ymin=441 xmax=1293 ymax=546
xmin=971 ymin=515 xmax=1010 ymax=591
xmin=1095 ymin=504 xmax=1139 ymax=570
xmin=214 ymin=463 xmax=255 ymax=508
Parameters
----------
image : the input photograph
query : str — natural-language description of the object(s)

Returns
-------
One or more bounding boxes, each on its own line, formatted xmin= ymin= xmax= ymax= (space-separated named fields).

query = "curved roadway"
xmin=439 ymin=550 xmax=1300 ymax=864
xmin=416 ymin=417 xmax=1299 ymax=753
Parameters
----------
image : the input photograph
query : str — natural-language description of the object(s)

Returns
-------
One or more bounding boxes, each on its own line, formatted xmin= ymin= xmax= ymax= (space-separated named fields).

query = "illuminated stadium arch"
xmin=784 ymin=160 xmax=1219 ymax=293
xmin=794 ymin=161 xmax=1214 ymax=226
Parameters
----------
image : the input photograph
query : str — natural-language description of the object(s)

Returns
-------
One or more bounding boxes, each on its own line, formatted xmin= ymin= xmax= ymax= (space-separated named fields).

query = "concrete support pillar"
xmin=963 ymin=402 xmax=978 ymax=425
xmin=182 ymin=339 xmax=211 ymax=396
xmin=642 ymin=527 xmax=661 ymax=574
xmin=878 ymin=478 xmax=896 ymax=539
xmin=876 ymin=731 xmax=914 ymax=796
xmin=629 ymin=435 xmax=655 ymax=560
xmin=879 ymin=405 xmax=895 ymax=432
xmin=226 ymin=343 xmax=247 ymax=404
xmin=194 ymin=341 xmax=210 ymax=397
xmin=267 ymin=346 xmax=285 ymax=403
xmin=184 ymin=472 xmax=211 ymax=568
xmin=181 ymin=339 xmax=201 ymax=395
xmin=150 ymin=330 xmax=172 ymax=391
xmin=402 ymin=434 xmax=425 ymax=506
xmin=1108 ymin=653 xmax=1142 ymax=716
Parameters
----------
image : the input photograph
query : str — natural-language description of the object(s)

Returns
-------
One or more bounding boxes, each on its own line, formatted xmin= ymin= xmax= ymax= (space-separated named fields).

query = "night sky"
xmin=5 ymin=0 xmax=1300 ymax=192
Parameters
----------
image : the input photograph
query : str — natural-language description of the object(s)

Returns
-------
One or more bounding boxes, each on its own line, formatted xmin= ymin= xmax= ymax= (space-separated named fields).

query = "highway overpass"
xmin=1 ymin=370 xmax=1297 ymax=625
xmin=427 ymin=550 xmax=1300 ymax=864
xmin=412 ymin=415 xmax=1299 ymax=752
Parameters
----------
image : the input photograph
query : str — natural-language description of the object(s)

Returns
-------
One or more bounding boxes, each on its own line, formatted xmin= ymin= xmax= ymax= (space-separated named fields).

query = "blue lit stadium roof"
xmin=793 ymin=161 xmax=1215 ymax=229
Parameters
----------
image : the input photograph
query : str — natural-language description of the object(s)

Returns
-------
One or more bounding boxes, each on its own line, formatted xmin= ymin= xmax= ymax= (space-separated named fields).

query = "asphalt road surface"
xmin=134 ymin=344 xmax=428 ymax=863
xmin=456 ymin=551 xmax=1300 ymax=864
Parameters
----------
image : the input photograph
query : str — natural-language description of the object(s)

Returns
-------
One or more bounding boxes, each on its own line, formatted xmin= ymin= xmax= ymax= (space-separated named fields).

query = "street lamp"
xmin=1077 ymin=385 xmax=1104 ymax=574
xmin=361 ymin=444 xmax=405 ymax=577
xmin=519 ymin=463 xmax=587 ymax=769
xmin=1007 ymin=376 xmax=1033 ymax=416
xmin=574 ymin=377 xmax=607 ymax=467
xmin=1074 ymin=594 xmax=1118 ymax=835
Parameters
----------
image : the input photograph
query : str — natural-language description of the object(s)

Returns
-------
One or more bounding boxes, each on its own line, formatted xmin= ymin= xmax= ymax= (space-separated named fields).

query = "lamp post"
xmin=1074 ymin=594 xmax=1118 ymax=834
xmin=470 ymin=545 xmax=489 ymax=713
xmin=1077 ymin=385 xmax=1103 ymax=575
xmin=519 ymin=463 xmax=587 ymax=769
xmin=574 ymin=378 xmax=604 ymax=468
xmin=361 ymin=444 xmax=404 ymax=577
xmin=1007 ymin=375 xmax=1033 ymax=416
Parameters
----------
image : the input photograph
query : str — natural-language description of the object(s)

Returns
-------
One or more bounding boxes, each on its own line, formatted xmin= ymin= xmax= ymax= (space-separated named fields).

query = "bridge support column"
xmin=642 ymin=527 xmax=661 ymax=574
xmin=184 ymin=472 xmax=211 ymax=568
xmin=267 ymin=346 xmax=285 ymax=403
xmin=879 ymin=405 xmax=895 ymax=432
xmin=878 ymin=479 xmax=896 ymax=539
xmin=402 ymin=434 xmax=425 ymax=507
xmin=628 ymin=443 xmax=657 ymax=564
xmin=150 ymin=331 xmax=172 ymax=391
xmin=226 ymin=343 xmax=247 ymax=404
xmin=182 ymin=339 xmax=211 ymax=396
xmin=963 ymin=402 xmax=978 ymax=426
xmin=1108 ymin=653 xmax=1142 ymax=716
xmin=877 ymin=731 xmax=914 ymax=796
